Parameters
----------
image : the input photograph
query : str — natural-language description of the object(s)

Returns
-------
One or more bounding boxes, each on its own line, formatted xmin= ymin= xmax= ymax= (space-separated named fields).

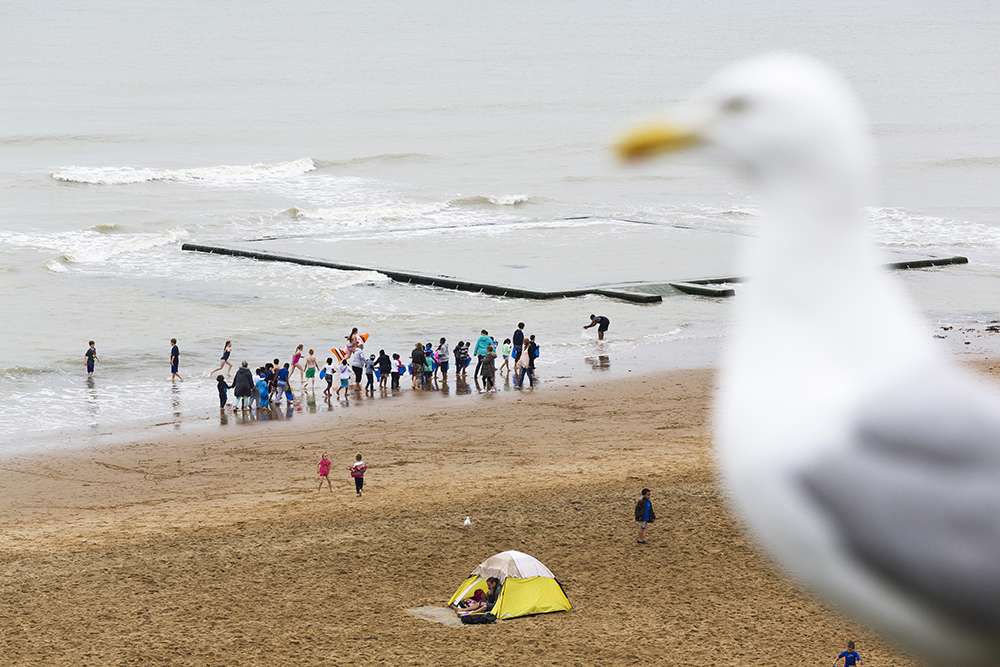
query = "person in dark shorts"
xmin=835 ymin=641 xmax=861 ymax=667
xmin=635 ymin=488 xmax=655 ymax=544
xmin=512 ymin=322 xmax=525 ymax=361
xmin=85 ymin=341 xmax=99 ymax=376
xmin=349 ymin=453 xmax=367 ymax=496
xmin=435 ymin=337 xmax=449 ymax=382
xmin=584 ymin=314 xmax=610 ymax=340
xmin=170 ymin=338 xmax=183 ymax=381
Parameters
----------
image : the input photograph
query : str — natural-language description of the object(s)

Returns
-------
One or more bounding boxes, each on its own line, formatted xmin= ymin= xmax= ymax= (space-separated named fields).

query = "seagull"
xmin=619 ymin=53 xmax=1000 ymax=666
xmin=463 ymin=516 xmax=472 ymax=527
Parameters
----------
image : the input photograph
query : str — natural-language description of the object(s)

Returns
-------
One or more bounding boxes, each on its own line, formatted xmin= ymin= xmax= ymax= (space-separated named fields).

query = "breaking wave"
xmin=51 ymin=158 xmax=316 ymax=185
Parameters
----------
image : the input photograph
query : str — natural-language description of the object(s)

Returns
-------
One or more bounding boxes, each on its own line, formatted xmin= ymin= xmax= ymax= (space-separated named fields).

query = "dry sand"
xmin=0 ymin=365 xmax=956 ymax=666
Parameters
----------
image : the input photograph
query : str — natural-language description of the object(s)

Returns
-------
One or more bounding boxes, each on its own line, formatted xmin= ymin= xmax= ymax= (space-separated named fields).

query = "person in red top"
xmin=349 ymin=453 xmax=367 ymax=496
xmin=317 ymin=453 xmax=332 ymax=493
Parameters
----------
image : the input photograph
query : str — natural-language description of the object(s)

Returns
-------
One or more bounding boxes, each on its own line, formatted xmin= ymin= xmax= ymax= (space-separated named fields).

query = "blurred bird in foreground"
xmin=618 ymin=53 xmax=1000 ymax=666
xmin=463 ymin=516 xmax=471 ymax=528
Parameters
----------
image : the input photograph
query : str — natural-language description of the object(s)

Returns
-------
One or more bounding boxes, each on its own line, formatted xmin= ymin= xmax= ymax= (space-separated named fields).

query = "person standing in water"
xmin=170 ymin=338 xmax=183 ymax=382
xmin=303 ymin=348 xmax=320 ymax=392
xmin=210 ymin=341 xmax=233 ymax=377
xmin=85 ymin=341 xmax=99 ymax=376
xmin=291 ymin=344 xmax=306 ymax=383
xmin=584 ymin=314 xmax=610 ymax=340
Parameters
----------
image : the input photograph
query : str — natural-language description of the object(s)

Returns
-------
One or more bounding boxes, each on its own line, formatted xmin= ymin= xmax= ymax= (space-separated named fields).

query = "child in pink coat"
xmin=317 ymin=453 xmax=332 ymax=493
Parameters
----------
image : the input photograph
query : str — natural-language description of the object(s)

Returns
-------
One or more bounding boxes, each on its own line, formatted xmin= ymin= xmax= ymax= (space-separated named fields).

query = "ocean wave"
xmin=317 ymin=153 xmax=439 ymax=168
xmin=0 ymin=227 xmax=190 ymax=264
xmin=60 ymin=228 xmax=190 ymax=263
xmin=450 ymin=194 xmax=529 ymax=206
xmin=930 ymin=156 xmax=1000 ymax=168
xmin=0 ymin=133 xmax=136 ymax=146
xmin=51 ymin=158 xmax=316 ymax=186
xmin=866 ymin=207 xmax=1000 ymax=249
xmin=286 ymin=194 xmax=529 ymax=223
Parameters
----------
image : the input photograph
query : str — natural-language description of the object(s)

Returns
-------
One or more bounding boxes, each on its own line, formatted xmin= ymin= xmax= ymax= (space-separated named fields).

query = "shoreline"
xmin=2 ymin=346 xmax=997 ymax=664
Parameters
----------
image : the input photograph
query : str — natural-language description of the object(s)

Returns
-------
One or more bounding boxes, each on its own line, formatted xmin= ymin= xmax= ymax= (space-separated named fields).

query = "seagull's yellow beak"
xmin=616 ymin=122 xmax=703 ymax=162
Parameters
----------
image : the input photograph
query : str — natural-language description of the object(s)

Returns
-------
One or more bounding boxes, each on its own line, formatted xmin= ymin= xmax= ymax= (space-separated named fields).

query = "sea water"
xmin=1 ymin=0 xmax=999 ymax=446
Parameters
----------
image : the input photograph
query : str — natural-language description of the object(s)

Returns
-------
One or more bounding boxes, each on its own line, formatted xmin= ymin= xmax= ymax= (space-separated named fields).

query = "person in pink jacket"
xmin=349 ymin=453 xmax=367 ymax=496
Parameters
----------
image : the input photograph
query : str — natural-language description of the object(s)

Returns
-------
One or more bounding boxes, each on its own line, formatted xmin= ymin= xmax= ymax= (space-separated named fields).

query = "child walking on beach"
xmin=317 ymin=453 xmax=333 ymax=493
xmin=349 ymin=453 xmax=367 ymax=496
xmin=337 ymin=359 xmax=352 ymax=399
xmin=217 ymin=374 xmax=229 ymax=410
xmin=322 ymin=357 xmax=335 ymax=397
xmin=635 ymin=488 xmax=655 ymax=544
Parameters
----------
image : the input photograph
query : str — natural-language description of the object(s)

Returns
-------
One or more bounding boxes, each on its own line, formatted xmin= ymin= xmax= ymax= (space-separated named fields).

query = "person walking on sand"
xmin=584 ymin=314 xmax=610 ymax=340
xmin=435 ymin=337 xmax=449 ymax=383
xmin=170 ymin=338 xmax=183 ymax=381
xmin=317 ymin=453 xmax=333 ymax=493
xmin=377 ymin=349 xmax=391 ymax=390
xmin=364 ymin=354 xmax=376 ymax=394
xmin=512 ymin=322 xmax=525 ymax=362
xmin=210 ymin=341 xmax=233 ymax=377
xmin=481 ymin=344 xmax=497 ymax=392
xmin=350 ymin=344 xmax=366 ymax=390
xmin=217 ymin=374 xmax=229 ymax=410
xmin=291 ymin=344 xmax=306 ymax=383
xmin=85 ymin=340 xmax=99 ymax=376
xmin=473 ymin=330 xmax=492 ymax=377
xmin=231 ymin=361 xmax=255 ymax=412
xmin=322 ymin=357 xmax=336 ymax=397
xmin=834 ymin=641 xmax=861 ymax=667
xmin=336 ymin=358 xmax=352 ymax=400
xmin=349 ymin=453 xmax=367 ymax=496
xmin=410 ymin=343 xmax=425 ymax=389
xmin=303 ymin=348 xmax=320 ymax=391
xmin=635 ymin=488 xmax=655 ymax=544
xmin=499 ymin=338 xmax=512 ymax=377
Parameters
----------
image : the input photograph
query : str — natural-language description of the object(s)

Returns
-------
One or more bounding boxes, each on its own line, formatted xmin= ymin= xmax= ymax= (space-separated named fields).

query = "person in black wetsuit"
xmin=583 ymin=314 xmax=610 ymax=340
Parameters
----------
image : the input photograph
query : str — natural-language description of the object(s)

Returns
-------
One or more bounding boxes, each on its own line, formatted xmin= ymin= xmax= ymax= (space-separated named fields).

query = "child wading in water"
xmin=349 ymin=453 xmax=367 ymax=496
xmin=317 ymin=453 xmax=333 ymax=493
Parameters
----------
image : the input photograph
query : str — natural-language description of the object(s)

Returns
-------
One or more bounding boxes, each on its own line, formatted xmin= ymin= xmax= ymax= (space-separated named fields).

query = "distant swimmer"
xmin=584 ymin=314 xmax=610 ymax=340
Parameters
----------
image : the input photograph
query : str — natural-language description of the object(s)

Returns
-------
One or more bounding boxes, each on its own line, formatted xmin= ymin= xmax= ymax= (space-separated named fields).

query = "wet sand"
xmin=0 ymin=365 xmax=953 ymax=666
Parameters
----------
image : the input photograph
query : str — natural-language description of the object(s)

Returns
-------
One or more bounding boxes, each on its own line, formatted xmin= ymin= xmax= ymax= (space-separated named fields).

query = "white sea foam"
xmin=51 ymin=158 xmax=316 ymax=186
xmin=865 ymin=207 xmax=1000 ymax=250
xmin=0 ymin=227 xmax=190 ymax=264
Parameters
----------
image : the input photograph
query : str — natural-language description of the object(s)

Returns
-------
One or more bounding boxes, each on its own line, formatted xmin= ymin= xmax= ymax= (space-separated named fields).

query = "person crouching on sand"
xmin=317 ymin=453 xmax=332 ymax=493
xmin=349 ymin=453 xmax=366 ymax=496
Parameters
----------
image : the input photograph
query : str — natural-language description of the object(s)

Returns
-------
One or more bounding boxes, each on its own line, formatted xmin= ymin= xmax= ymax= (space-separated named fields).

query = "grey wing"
xmin=800 ymin=366 xmax=1000 ymax=633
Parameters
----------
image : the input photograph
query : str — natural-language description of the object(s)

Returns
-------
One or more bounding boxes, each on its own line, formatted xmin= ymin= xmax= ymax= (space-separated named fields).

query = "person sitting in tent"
xmin=451 ymin=577 xmax=499 ymax=615
xmin=454 ymin=588 xmax=486 ymax=609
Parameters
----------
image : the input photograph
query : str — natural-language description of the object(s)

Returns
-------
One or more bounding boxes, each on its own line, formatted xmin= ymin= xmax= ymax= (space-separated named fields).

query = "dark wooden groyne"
xmin=181 ymin=243 xmax=663 ymax=303
xmin=181 ymin=242 xmax=968 ymax=302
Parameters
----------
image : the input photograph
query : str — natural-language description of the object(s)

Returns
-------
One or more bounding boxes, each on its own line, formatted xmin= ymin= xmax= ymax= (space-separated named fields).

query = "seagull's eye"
xmin=723 ymin=97 xmax=750 ymax=114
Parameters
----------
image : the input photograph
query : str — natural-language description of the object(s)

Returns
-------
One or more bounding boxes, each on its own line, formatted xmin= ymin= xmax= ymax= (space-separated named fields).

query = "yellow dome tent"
xmin=448 ymin=550 xmax=571 ymax=620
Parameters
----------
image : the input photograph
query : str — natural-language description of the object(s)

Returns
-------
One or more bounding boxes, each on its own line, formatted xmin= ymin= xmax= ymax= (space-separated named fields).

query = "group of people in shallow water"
xmin=211 ymin=322 xmax=542 ymax=413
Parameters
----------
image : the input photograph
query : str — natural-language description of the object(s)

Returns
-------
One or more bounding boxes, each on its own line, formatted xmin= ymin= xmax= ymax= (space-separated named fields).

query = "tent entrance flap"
xmin=448 ymin=575 xmax=487 ymax=607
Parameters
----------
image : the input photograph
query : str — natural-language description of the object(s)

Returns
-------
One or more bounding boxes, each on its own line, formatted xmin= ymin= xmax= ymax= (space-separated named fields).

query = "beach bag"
xmin=460 ymin=613 xmax=496 ymax=625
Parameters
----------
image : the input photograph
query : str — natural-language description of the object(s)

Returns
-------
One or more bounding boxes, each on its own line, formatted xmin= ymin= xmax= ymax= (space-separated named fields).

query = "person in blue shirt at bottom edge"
xmin=634 ymin=488 xmax=655 ymax=544
xmin=835 ymin=641 xmax=861 ymax=667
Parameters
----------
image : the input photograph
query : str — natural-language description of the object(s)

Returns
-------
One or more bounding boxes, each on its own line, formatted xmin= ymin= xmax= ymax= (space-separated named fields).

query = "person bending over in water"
xmin=583 ymin=314 xmax=610 ymax=340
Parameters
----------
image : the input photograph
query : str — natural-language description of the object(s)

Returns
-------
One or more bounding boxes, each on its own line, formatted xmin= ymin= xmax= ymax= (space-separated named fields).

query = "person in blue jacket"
xmin=473 ymin=329 xmax=492 ymax=377
xmin=834 ymin=641 xmax=861 ymax=667
xmin=635 ymin=488 xmax=655 ymax=544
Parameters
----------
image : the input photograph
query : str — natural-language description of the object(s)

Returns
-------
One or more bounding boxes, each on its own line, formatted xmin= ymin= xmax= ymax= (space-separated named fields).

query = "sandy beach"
xmin=0 ymin=364 xmax=958 ymax=666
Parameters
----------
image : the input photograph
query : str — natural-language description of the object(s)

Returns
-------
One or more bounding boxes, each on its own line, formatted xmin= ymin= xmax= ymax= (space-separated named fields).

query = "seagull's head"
xmin=618 ymin=53 xmax=871 ymax=191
